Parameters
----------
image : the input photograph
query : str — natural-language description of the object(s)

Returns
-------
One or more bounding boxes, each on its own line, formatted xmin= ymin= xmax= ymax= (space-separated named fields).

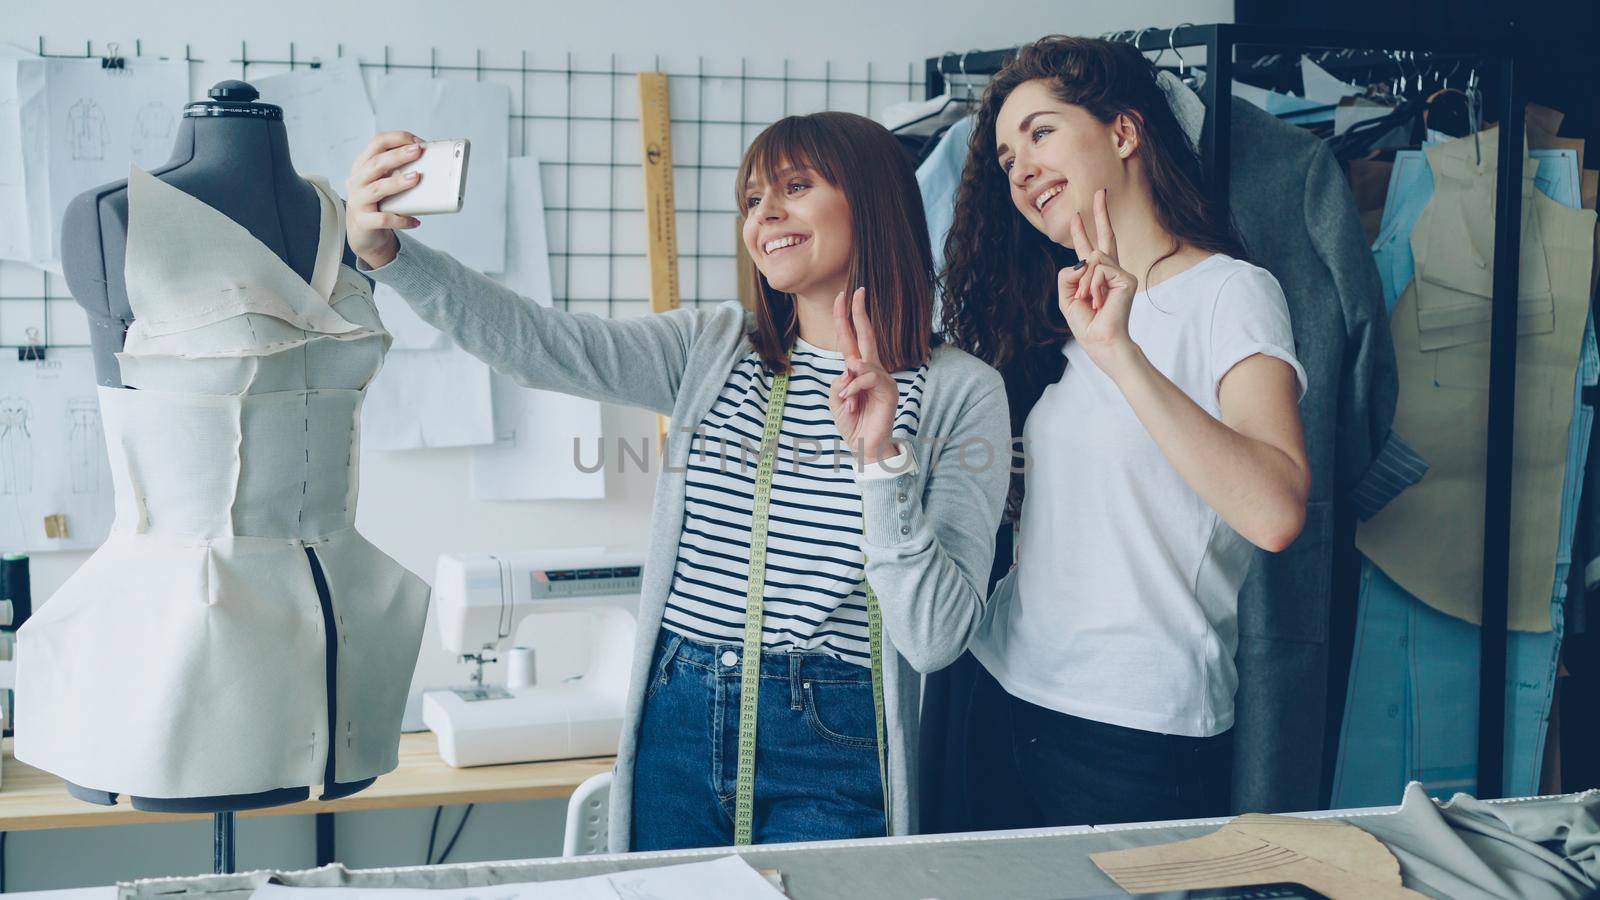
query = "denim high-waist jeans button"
xmin=633 ymin=631 xmax=887 ymax=849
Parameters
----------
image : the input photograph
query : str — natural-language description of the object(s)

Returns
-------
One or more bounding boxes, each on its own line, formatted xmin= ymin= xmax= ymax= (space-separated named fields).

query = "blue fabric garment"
xmin=1372 ymin=150 xmax=1434 ymax=313
xmin=917 ymin=115 xmax=974 ymax=313
xmin=1335 ymin=153 xmax=1593 ymax=806
xmin=1232 ymin=81 xmax=1336 ymax=126
xmin=631 ymin=631 xmax=886 ymax=850
xmin=1332 ymin=557 xmax=1571 ymax=804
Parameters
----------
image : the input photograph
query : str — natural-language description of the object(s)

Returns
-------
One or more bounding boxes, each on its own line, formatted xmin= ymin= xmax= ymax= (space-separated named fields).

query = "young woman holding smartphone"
xmin=347 ymin=112 xmax=1009 ymax=849
xmin=941 ymin=36 xmax=1310 ymax=826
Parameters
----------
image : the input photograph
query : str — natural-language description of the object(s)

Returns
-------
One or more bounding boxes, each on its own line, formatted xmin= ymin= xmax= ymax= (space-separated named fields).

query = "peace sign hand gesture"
xmin=1058 ymin=188 xmax=1141 ymax=375
xmin=827 ymin=288 xmax=899 ymax=467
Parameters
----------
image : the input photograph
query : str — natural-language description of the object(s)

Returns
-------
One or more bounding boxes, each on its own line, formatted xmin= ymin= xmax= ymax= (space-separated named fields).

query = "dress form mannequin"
xmin=55 ymin=81 xmax=376 ymax=813
xmin=62 ymin=80 xmax=357 ymax=387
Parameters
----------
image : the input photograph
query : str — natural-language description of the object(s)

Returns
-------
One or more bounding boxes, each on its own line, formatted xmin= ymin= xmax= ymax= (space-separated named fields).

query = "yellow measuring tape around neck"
xmin=734 ymin=370 xmax=890 ymax=846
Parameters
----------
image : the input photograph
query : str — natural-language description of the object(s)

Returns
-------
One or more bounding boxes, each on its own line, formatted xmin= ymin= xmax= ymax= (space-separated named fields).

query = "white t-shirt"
xmin=971 ymin=254 xmax=1307 ymax=738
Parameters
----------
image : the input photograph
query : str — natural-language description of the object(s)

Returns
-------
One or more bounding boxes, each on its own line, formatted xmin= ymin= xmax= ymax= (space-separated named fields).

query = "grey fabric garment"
xmin=367 ymin=232 xmax=1012 ymax=849
xmin=1356 ymin=783 xmax=1600 ymax=900
xmin=1226 ymin=96 xmax=1404 ymax=814
xmin=1157 ymin=70 xmax=1205 ymax=153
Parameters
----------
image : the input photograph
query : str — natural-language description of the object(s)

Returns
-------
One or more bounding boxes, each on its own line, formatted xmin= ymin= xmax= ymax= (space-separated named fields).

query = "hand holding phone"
xmin=379 ymin=139 xmax=471 ymax=215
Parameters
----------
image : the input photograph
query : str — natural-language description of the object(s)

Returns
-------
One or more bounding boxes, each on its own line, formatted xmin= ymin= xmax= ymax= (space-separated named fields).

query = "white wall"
xmin=2 ymin=0 xmax=1230 ymax=890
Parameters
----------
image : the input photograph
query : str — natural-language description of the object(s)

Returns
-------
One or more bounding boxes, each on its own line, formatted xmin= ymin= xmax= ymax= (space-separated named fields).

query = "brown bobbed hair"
xmin=939 ymin=35 xmax=1246 ymax=520
xmin=737 ymin=111 xmax=935 ymax=374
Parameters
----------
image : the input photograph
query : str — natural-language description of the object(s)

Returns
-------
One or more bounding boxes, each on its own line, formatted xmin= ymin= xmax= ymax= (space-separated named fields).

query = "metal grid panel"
xmin=0 ymin=38 xmax=920 ymax=347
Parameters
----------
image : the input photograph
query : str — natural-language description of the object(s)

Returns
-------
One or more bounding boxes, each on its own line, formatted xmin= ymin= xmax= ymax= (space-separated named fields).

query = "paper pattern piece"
xmin=0 ymin=348 xmax=113 ymax=552
xmin=1357 ymin=137 xmax=1598 ymax=632
xmin=360 ymin=340 xmax=494 ymax=450
xmin=1300 ymin=55 xmax=1361 ymax=105
xmin=16 ymin=57 xmax=188 ymax=270
xmin=1091 ymin=814 xmax=1427 ymax=899
xmin=473 ymin=156 xmax=603 ymax=500
xmin=371 ymin=73 xmax=509 ymax=273
xmin=253 ymin=57 xmax=376 ymax=190
xmin=249 ymin=856 xmax=785 ymax=900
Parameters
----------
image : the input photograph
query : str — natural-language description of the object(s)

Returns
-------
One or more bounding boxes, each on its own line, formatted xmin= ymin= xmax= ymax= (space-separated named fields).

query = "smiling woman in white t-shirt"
xmin=939 ymin=35 xmax=1311 ymax=826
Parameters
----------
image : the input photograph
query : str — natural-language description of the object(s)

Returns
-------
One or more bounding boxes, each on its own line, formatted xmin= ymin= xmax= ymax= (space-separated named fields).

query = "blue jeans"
xmin=631 ymin=631 xmax=886 ymax=850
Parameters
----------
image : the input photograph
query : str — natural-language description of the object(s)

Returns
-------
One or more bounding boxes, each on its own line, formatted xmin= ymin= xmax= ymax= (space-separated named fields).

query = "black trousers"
xmin=1007 ymin=691 xmax=1234 ymax=827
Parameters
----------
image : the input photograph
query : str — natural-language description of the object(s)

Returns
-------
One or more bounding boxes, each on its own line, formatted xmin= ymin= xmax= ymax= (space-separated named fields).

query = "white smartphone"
xmin=380 ymin=139 xmax=470 ymax=215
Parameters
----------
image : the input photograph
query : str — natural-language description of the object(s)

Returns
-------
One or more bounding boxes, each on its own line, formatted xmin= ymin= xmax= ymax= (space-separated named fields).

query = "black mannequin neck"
xmin=168 ymin=113 xmax=296 ymax=177
xmin=153 ymin=107 xmax=321 ymax=285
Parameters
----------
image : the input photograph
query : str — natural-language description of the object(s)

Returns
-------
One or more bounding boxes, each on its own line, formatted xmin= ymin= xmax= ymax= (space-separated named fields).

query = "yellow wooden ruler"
xmin=638 ymin=72 xmax=679 ymax=314
xmin=638 ymin=72 xmax=678 ymax=447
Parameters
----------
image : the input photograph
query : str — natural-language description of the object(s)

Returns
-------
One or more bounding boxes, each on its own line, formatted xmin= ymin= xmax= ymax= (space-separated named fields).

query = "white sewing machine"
xmin=422 ymin=547 xmax=642 ymax=767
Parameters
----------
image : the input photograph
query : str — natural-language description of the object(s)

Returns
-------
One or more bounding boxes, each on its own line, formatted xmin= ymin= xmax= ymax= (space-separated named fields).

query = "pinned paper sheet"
xmin=360 ymin=340 xmax=494 ymax=450
xmin=0 ymin=349 xmax=114 ymax=552
xmin=371 ymin=73 xmax=509 ymax=274
xmin=473 ymin=157 xmax=603 ymax=500
xmin=15 ymin=56 xmax=189 ymax=271
xmin=372 ymin=283 xmax=445 ymax=349
xmin=0 ymin=45 xmax=39 ymax=263
xmin=1091 ymin=814 xmax=1427 ymax=899
xmin=473 ymin=373 xmax=604 ymax=499
xmin=496 ymin=156 xmax=556 ymax=304
xmin=248 ymin=856 xmax=785 ymax=900
xmin=253 ymin=57 xmax=376 ymax=190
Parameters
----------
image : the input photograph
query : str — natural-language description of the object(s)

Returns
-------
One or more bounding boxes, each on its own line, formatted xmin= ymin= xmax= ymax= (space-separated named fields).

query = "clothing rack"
xmin=926 ymin=23 xmax=1526 ymax=801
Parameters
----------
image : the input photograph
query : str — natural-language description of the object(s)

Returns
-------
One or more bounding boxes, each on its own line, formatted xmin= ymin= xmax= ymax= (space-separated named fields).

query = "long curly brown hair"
xmin=939 ymin=35 xmax=1245 ymax=520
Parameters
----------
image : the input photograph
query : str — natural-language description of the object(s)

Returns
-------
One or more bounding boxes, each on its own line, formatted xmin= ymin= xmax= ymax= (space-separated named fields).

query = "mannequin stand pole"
xmin=213 ymin=812 xmax=236 ymax=874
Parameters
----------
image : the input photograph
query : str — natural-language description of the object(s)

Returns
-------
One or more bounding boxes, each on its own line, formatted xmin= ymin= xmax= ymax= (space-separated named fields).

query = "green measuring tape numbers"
xmin=732 ymin=368 xmax=787 ymax=846
xmin=733 ymin=370 xmax=891 ymax=846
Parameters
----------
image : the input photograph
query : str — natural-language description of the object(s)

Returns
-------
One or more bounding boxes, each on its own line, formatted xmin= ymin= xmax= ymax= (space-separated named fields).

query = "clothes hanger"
xmin=1167 ymin=25 xmax=1200 ymax=89
xmin=1132 ymin=26 xmax=1164 ymax=64
xmin=892 ymin=50 xmax=979 ymax=135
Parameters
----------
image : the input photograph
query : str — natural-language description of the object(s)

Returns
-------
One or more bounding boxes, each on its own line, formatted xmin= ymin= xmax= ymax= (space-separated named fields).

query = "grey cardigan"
xmin=369 ymin=232 xmax=1011 ymax=848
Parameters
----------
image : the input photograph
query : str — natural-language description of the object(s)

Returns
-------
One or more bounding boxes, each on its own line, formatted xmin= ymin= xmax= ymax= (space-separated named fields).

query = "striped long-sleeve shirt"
xmin=661 ymin=338 xmax=927 ymax=666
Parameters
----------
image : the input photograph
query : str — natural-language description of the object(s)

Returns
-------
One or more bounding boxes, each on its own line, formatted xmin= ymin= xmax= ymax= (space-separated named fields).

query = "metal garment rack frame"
xmin=927 ymin=23 xmax=1525 ymax=801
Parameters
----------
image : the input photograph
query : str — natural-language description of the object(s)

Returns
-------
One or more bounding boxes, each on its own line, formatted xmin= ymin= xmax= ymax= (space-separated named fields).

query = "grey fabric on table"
xmin=1226 ymin=96 xmax=1405 ymax=816
xmin=115 ymin=825 xmax=1206 ymax=900
xmin=1356 ymin=783 xmax=1600 ymax=900
xmin=117 ymin=791 xmax=1600 ymax=900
